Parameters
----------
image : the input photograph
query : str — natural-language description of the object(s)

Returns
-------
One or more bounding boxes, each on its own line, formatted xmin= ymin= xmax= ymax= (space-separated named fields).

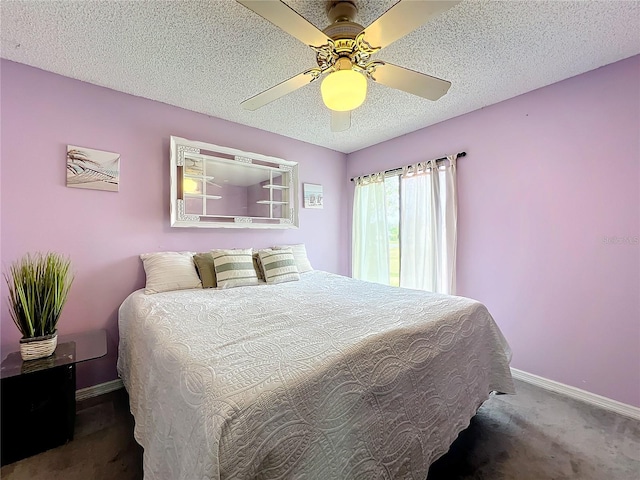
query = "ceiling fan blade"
xmin=361 ymin=0 xmax=461 ymax=50
xmin=331 ymin=110 xmax=351 ymax=132
xmin=241 ymin=70 xmax=319 ymax=111
xmin=237 ymin=0 xmax=330 ymax=48
xmin=372 ymin=63 xmax=451 ymax=101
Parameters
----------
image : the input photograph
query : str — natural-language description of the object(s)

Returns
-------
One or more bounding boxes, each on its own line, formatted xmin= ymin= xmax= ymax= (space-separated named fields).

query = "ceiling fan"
xmin=237 ymin=0 xmax=460 ymax=132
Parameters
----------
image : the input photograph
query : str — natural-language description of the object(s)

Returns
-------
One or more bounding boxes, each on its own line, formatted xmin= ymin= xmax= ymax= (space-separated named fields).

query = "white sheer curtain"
xmin=400 ymin=155 xmax=458 ymax=294
xmin=352 ymin=173 xmax=390 ymax=285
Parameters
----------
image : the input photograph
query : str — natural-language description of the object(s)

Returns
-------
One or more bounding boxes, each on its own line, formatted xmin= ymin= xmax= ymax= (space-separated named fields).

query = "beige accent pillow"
xmin=273 ymin=244 xmax=313 ymax=273
xmin=140 ymin=252 xmax=202 ymax=294
xmin=253 ymin=253 xmax=265 ymax=282
xmin=193 ymin=253 xmax=217 ymax=288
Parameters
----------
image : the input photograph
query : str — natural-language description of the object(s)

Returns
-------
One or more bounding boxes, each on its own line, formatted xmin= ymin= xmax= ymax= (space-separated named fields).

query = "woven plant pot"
xmin=19 ymin=331 xmax=58 ymax=361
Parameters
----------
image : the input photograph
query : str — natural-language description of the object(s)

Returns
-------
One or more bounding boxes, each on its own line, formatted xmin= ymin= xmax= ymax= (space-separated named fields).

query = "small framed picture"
xmin=66 ymin=145 xmax=120 ymax=192
xmin=303 ymin=183 xmax=323 ymax=209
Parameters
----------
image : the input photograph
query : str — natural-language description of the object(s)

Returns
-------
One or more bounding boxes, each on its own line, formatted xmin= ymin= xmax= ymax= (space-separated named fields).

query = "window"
xmin=352 ymin=156 xmax=459 ymax=294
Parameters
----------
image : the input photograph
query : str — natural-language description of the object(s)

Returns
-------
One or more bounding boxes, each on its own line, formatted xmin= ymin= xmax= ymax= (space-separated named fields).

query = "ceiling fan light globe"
xmin=321 ymin=70 xmax=367 ymax=112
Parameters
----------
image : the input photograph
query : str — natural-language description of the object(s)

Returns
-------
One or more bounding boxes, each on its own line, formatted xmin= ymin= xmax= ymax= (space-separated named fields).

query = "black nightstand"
xmin=0 ymin=329 xmax=107 ymax=465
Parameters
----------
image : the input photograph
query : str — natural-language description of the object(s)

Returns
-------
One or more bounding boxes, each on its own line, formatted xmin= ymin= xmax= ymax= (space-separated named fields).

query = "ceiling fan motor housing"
xmin=323 ymin=21 xmax=364 ymax=41
xmin=326 ymin=1 xmax=358 ymax=23
xmin=324 ymin=0 xmax=363 ymax=41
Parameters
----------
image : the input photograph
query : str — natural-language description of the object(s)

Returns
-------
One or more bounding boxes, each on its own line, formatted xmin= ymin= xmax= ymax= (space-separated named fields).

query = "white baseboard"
xmin=75 ymin=378 xmax=124 ymax=402
xmin=511 ymin=368 xmax=640 ymax=421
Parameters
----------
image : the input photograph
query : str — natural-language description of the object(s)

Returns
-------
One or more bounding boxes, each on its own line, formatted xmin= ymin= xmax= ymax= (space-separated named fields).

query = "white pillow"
xmin=273 ymin=244 xmax=313 ymax=273
xmin=212 ymin=248 xmax=260 ymax=289
xmin=140 ymin=252 xmax=202 ymax=294
xmin=257 ymin=248 xmax=300 ymax=284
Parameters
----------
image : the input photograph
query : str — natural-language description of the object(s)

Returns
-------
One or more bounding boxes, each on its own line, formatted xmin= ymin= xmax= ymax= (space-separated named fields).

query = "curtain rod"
xmin=349 ymin=151 xmax=466 ymax=182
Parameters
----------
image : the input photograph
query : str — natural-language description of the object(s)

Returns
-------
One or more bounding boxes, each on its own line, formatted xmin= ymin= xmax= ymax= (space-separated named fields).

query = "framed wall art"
xmin=66 ymin=145 xmax=120 ymax=192
xmin=303 ymin=183 xmax=323 ymax=209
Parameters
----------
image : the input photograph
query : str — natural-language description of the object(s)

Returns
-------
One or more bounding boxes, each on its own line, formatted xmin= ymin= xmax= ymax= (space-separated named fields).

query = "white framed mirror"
xmin=170 ymin=136 xmax=299 ymax=229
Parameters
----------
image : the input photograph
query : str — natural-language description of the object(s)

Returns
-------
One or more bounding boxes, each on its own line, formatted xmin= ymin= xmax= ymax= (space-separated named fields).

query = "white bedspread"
xmin=118 ymin=271 xmax=514 ymax=480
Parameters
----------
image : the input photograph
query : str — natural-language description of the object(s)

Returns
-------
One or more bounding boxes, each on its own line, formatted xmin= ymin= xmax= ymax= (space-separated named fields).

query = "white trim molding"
xmin=75 ymin=378 xmax=124 ymax=402
xmin=511 ymin=368 xmax=640 ymax=421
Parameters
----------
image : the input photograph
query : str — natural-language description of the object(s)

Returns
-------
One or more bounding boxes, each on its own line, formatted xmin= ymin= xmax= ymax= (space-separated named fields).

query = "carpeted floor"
xmin=2 ymin=379 xmax=639 ymax=479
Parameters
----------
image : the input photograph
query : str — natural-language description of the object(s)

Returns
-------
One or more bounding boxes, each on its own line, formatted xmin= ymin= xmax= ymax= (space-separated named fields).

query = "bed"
xmin=117 ymin=270 xmax=515 ymax=480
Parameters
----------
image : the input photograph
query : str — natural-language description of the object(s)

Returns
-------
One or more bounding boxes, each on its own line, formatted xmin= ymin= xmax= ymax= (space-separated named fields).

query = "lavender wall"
xmin=346 ymin=55 xmax=640 ymax=407
xmin=0 ymin=60 xmax=348 ymax=388
xmin=2 ymin=57 xmax=638 ymax=406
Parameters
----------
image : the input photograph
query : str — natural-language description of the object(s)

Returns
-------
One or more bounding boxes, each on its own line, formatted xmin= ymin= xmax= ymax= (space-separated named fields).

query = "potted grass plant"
xmin=4 ymin=252 xmax=74 ymax=361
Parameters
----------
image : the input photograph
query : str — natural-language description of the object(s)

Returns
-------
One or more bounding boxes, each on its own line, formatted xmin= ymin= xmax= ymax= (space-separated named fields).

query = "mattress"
xmin=117 ymin=271 xmax=514 ymax=480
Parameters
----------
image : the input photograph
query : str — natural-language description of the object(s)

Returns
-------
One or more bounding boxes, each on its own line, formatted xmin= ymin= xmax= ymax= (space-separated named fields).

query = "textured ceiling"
xmin=1 ymin=1 xmax=639 ymax=153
